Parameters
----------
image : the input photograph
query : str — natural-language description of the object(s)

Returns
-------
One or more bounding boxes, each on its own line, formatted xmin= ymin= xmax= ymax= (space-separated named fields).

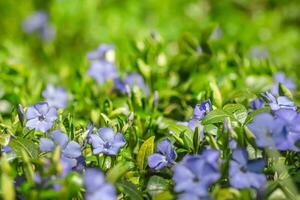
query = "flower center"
xmin=38 ymin=115 xmax=46 ymax=121
xmin=104 ymin=142 xmax=112 ymax=149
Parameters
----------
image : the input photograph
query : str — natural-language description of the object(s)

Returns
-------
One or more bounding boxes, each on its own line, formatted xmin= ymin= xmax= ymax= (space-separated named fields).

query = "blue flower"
xmin=22 ymin=11 xmax=55 ymax=41
xmin=249 ymin=98 xmax=264 ymax=110
xmin=271 ymin=72 xmax=296 ymax=95
xmin=173 ymin=149 xmax=220 ymax=199
xmin=262 ymin=92 xmax=296 ymax=111
xmin=26 ymin=102 xmax=57 ymax=132
xmin=89 ymin=128 xmax=126 ymax=155
xmin=248 ymin=113 xmax=281 ymax=148
xmin=87 ymin=60 xmax=118 ymax=84
xmin=148 ymin=139 xmax=177 ymax=170
xmin=229 ymin=149 xmax=266 ymax=189
xmin=42 ymin=84 xmax=68 ymax=109
xmin=274 ymin=109 xmax=300 ymax=151
xmin=114 ymin=73 xmax=149 ymax=95
xmin=87 ymin=44 xmax=114 ymax=60
xmin=84 ymin=168 xmax=116 ymax=200
xmin=192 ymin=100 xmax=212 ymax=121
xmin=39 ymin=130 xmax=82 ymax=168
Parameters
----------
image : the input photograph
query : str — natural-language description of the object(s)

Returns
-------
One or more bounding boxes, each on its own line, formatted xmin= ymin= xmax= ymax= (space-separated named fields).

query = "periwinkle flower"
xmin=249 ymin=98 xmax=264 ymax=110
xmin=229 ymin=149 xmax=266 ymax=189
xmin=173 ymin=149 xmax=220 ymax=199
xmin=148 ymin=139 xmax=177 ymax=170
xmin=84 ymin=168 xmax=116 ymax=200
xmin=87 ymin=44 xmax=114 ymax=61
xmin=248 ymin=113 xmax=280 ymax=148
xmin=26 ymin=102 xmax=57 ymax=132
xmin=115 ymin=73 xmax=149 ymax=95
xmin=39 ymin=130 xmax=82 ymax=168
xmin=22 ymin=11 xmax=55 ymax=41
xmin=274 ymin=109 xmax=300 ymax=151
xmin=192 ymin=100 xmax=212 ymax=121
xmin=88 ymin=60 xmax=118 ymax=84
xmin=262 ymin=92 xmax=296 ymax=111
xmin=89 ymin=128 xmax=126 ymax=155
xmin=271 ymin=72 xmax=296 ymax=95
xmin=42 ymin=84 xmax=68 ymax=109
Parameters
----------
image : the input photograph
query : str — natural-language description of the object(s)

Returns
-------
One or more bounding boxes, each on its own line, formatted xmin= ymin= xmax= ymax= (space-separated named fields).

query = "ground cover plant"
xmin=1 ymin=0 xmax=300 ymax=199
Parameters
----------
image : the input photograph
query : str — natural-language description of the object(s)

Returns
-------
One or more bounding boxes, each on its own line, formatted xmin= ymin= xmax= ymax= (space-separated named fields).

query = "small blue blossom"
xmin=229 ymin=148 xmax=266 ymax=189
xmin=89 ymin=128 xmax=126 ymax=155
xmin=114 ymin=73 xmax=149 ymax=95
xmin=274 ymin=109 xmax=300 ymax=151
xmin=22 ymin=11 xmax=55 ymax=41
xmin=87 ymin=60 xmax=118 ymax=84
xmin=271 ymin=72 xmax=296 ymax=95
xmin=84 ymin=168 xmax=116 ymax=200
xmin=192 ymin=100 xmax=212 ymax=121
xmin=148 ymin=138 xmax=177 ymax=170
xmin=248 ymin=113 xmax=281 ymax=148
xmin=262 ymin=92 xmax=296 ymax=111
xmin=39 ymin=130 xmax=82 ymax=168
xmin=173 ymin=149 xmax=220 ymax=199
xmin=42 ymin=84 xmax=68 ymax=109
xmin=26 ymin=102 xmax=57 ymax=132
xmin=87 ymin=44 xmax=114 ymax=60
xmin=249 ymin=98 xmax=265 ymax=110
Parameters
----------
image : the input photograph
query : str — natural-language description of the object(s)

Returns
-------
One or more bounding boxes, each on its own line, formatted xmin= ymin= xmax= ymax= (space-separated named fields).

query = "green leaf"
xmin=9 ymin=137 xmax=39 ymax=159
xmin=116 ymin=180 xmax=143 ymax=200
xmin=210 ymin=81 xmax=222 ymax=108
xmin=137 ymin=136 xmax=155 ymax=170
xmin=153 ymin=191 xmax=174 ymax=200
xmin=202 ymin=109 xmax=228 ymax=125
xmin=106 ymin=161 xmax=134 ymax=183
xmin=168 ymin=124 xmax=193 ymax=145
xmin=223 ymin=103 xmax=248 ymax=124
xmin=146 ymin=175 xmax=170 ymax=195
xmin=278 ymin=83 xmax=293 ymax=100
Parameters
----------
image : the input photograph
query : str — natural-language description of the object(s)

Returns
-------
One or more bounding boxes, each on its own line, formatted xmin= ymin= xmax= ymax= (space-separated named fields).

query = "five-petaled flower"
xmin=229 ymin=148 xmax=266 ymax=189
xmin=89 ymin=128 xmax=126 ymax=155
xmin=42 ymin=84 xmax=68 ymax=109
xmin=39 ymin=130 xmax=82 ymax=168
xmin=26 ymin=102 xmax=57 ymax=132
xmin=173 ymin=149 xmax=220 ymax=200
xmin=84 ymin=168 xmax=116 ymax=200
xmin=148 ymin=138 xmax=177 ymax=170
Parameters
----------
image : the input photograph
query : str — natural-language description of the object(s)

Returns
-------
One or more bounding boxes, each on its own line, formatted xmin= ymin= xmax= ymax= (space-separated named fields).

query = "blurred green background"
xmin=1 ymin=0 xmax=300 ymax=121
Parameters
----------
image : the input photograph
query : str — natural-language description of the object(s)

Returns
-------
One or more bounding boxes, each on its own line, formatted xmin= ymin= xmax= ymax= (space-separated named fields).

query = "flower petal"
xmin=49 ymin=130 xmax=69 ymax=148
xmin=148 ymin=153 xmax=168 ymax=170
xmin=34 ymin=102 xmax=49 ymax=115
xmin=63 ymin=141 xmax=81 ymax=158
xmin=98 ymin=128 xmax=115 ymax=142
xmin=39 ymin=138 xmax=54 ymax=152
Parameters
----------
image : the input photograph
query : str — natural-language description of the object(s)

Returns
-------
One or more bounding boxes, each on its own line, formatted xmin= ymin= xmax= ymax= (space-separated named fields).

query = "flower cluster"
xmin=248 ymin=95 xmax=300 ymax=151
